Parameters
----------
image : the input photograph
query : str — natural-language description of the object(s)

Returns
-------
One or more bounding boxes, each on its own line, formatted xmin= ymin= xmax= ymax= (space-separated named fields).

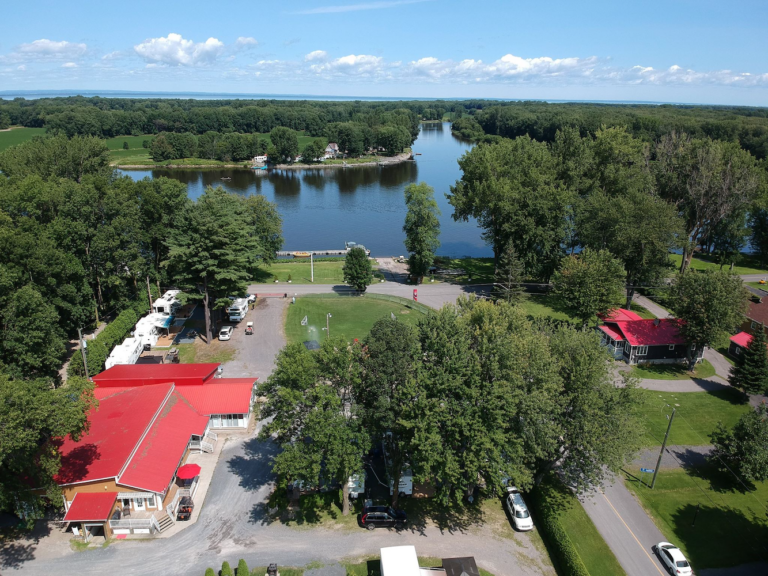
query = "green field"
xmin=628 ymin=303 xmax=656 ymax=319
xmin=0 ymin=127 xmax=47 ymax=151
xmin=285 ymin=294 xmax=425 ymax=345
xmin=254 ymin=259 xmax=346 ymax=284
xmin=630 ymin=359 xmax=716 ymax=381
xmin=669 ymin=253 xmax=768 ymax=276
xmin=518 ymin=295 xmax=578 ymax=323
xmin=433 ymin=257 xmax=495 ymax=284
xmin=636 ymin=387 xmax=750 ymax=447
xmin=105 ymin=134 xmax=154 ymax=150
xmin=626 ymin=465 xmax=768 ymax=570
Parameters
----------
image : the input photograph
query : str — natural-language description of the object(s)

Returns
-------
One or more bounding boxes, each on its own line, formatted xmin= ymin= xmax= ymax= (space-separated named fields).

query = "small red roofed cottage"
xmin=56 ymin=363 xmax=256 ymax=541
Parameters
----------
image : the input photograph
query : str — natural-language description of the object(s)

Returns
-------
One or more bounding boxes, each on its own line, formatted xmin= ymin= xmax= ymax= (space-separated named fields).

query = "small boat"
xmin=221 ymin=176 xmax=231 ymax=180
xmin=292 ymin=251 xmax=311 ymax=258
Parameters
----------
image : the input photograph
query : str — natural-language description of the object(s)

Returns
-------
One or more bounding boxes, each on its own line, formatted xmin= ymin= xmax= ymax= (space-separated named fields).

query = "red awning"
xmin=730 ymin=331 xmax=753 ymax=348
xmin=63 ymin=492 xmax=117 ymax=523
xmin=176 ymin=463 xmax=201 ymax=480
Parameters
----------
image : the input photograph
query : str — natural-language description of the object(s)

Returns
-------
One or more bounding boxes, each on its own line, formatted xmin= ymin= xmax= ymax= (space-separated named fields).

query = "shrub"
xmin=220 ymin=561 xmax=233 ymax=576
xmin=528 ymin=477 xmax=589 ymax=576
xmin=123 ymin=141 xmax=129 ymax=150
xmin=236 ymin=559 xmax=248 ymax=576
xmin=205 ymin=569 xmax=215 ymax=576
xmin=287 ymin=274 xmax=292 ymax=282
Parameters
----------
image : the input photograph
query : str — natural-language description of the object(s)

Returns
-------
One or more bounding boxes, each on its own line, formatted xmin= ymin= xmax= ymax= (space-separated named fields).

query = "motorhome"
xmin=153 ymin=290 xmax=181 ymax=316
xmin=227 ymin=298 xmax=249 ymax=322
xmin=105 ymin=337 xmax=143 ymax=369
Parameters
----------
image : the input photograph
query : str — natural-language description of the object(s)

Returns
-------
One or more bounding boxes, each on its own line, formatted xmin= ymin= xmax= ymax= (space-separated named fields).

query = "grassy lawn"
xmin=518 ymin=295 xmax=578 ymax=323
xmin=433 ymin=256 xmax=495 ymax=284
xmin=285 ymin=295 xmax=425 ymax=345
xmin=628 ymin=303 xmax=656 ymax=319
xmin=635 ymin=387 xmax=750 ymax=447
xmin=746 ymin=281 xmax=768 ymax=291
xmin=669 ymin=253 xmax=768 ymax=276
xmin=539 ymin=479 xmax=626 ymax=576
xmin=253 ymin=259 xmax=346 ymax=284
xmin=175 ymin=341 xmax=236 ymax=364
xmin=630 ymin=359 xmax=716 ymax=380
xmin=0 ymin=127 xmax=47 ymax=151
xmin=105 ymin=134 xmax=154 ymax=150
xmin=625 ymin=465 xmax=768 ymax=570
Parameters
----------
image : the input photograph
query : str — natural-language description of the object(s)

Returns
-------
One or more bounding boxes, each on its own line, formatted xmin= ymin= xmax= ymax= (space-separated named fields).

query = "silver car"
xmin=653 ymin=542 xmax=692 ymax=575
xmin=218 ymin=326 xmax=234 ymax=341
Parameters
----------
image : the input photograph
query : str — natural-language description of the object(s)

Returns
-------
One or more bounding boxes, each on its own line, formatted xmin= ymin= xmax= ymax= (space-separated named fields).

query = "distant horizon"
xmin=2 ymin=89 xmax=765 ymax=109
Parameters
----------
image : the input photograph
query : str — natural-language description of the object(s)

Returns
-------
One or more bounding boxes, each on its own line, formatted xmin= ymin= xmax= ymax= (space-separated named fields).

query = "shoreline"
xmin=112 ymin=152 xmax=413 ymax=171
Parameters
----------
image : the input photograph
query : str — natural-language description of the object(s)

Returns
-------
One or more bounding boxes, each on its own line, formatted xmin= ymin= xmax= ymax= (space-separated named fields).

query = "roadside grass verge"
xmin=285 ymin=294 xmax=424 ymax=345
xmin=746 ymin=281 xmax=768 ymax=291
xmin=624 ymin=464 xmax=768 ymax=570
xmin=628 ymin=303 xmax=656 ymax=319
xmin=0 ymin=127 xmax=47 ymax=151
xmin=669 ymin=253 xmax=768 ymax=276
xmin=635 ymin=387 xmax=750 ymax=447
xmin=630 ymin=359 xmax=716 ymax=381
xmin=253 ymin=259 xmax=346 ymax=284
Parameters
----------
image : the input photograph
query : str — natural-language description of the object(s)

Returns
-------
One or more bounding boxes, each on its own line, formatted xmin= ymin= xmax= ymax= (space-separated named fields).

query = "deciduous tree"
xmin=269 ymin=127 xmax=299 ymax=162
xmin=403 ymin=182 xmax=440 ymax=282
xmin=710 ymin=404 xmax=768 ymax=483
xmin=342 ymin=247 xmax=373 ymax=292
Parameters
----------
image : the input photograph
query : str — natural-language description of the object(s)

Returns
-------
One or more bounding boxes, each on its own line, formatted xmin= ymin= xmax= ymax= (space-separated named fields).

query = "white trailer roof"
xmin=380 ymin=546 xmax=420 ymax=576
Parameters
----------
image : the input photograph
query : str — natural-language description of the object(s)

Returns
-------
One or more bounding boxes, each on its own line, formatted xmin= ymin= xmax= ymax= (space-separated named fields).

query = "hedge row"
xmin=68 ymin=286 xmax=159 ymax=378
xmin=529 ymin=478 xmax=590 ymax=576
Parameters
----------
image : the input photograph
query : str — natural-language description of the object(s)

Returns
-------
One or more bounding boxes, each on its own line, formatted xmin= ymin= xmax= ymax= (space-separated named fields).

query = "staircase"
xmin=156 ymin=512 xmax=174 ymax=533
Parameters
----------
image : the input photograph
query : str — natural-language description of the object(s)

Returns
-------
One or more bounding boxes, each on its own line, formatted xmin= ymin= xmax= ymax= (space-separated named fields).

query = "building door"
xmin=135 ymin=498 xmax=146 ymax=511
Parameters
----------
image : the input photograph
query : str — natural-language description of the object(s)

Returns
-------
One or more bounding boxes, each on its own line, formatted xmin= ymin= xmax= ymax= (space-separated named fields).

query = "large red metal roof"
xmin=598 ymin=324 xmax=625 ymax=342
xmin=92 ymin=364 xmax=220 ymax=387
xmin=612 ymin=319 xmax=686 ymax=346
xmin=55 ymin=384 xmax=173 ymax=485
xmin=599 ymin=308 xmax=644 ymax=322
xmin=118 ymin=392 xmax=209 ymax=493
xmin=176 ymin=379 xmax=256 ymax=415
xmin=63 ymin=492 xmax=117 ymax=522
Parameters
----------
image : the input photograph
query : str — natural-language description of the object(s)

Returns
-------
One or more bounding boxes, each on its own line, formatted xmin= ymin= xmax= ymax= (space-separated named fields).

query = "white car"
xmin=653 ymin=542 xmax=692 ymax=575
xmin=504 ymin=486 xmax=533 ymax=531
xmin=247 ymin=294 xmax=256 ymax=303
xmin=218 ymin=326 xmax=234 ymax=341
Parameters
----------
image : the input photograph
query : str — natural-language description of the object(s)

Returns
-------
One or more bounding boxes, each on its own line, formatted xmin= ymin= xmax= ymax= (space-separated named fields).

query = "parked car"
xmin=247 ymin=294 xmax=257 ymax=303
xmin=504 ymin=486 xmax=534 ymax=531
xmin=360 ymin=501 xmax=407 ymax=530
xmin=653 ymin=542 xmax=692 ymax=575
xmin=218 ymin=326 xmax=234 ymax=341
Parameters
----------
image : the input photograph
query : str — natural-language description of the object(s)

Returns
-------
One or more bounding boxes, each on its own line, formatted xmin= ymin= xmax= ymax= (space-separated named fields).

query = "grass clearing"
xmin=105 ymin=134 xmax=154 ymax=150
xmin=635 ymin=387 xmax=750 ymax=447
xmin=253 ymin=259 xmax=346 ymax=284
xmin=631 ymin=359 xmax=716 ymax=381
xmin=285 ymin=294 xmax=424 ymax=345
xmin=433 ymin=256 xmax=495 ymax=284
xmin=175 ymin=341 xmax=236 ymax=365
xmin=625 ymin=465 xmax=768 ymax=570
xmin=628 ymin=303 xmax=656 ymax=319
xmin=0 ymin=127 xmax=47 ymax=151
xmin=746 ymin=281 xmax=768 ymax=291
xmin=669 ymin=253 xmax=768 ymax=276
xmin=518 ymin=295 xmax=578 ymax=323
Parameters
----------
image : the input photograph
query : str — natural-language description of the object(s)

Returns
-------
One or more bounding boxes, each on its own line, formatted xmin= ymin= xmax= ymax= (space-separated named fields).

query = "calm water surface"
xmin=119 ymin=122 xmax=490 ymax=257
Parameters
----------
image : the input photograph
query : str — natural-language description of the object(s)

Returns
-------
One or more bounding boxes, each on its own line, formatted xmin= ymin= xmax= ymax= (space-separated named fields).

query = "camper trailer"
xmin=227 ymin=298 xmax=249 ymax=322
xmin=105 ymin=337 xmax=143 ymax=369
xmin=153 ymin=290 xmax=181 ymax=316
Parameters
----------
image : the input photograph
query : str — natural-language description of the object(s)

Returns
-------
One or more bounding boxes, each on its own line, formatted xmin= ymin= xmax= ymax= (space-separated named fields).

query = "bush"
xmin=221 ymin=561 xmax=233 ymax=576
xmin=236 ymin=559 xmax=248 ymax=576
xmin=529 ymin=477 xmax=590 ymax=576
xmin=205 ymin=569 xmax=215 ymax=576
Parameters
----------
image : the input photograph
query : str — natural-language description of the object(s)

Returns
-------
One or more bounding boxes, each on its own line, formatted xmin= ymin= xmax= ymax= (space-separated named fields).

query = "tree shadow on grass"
xmin=667 ymin=503 xmax=768 ymax=569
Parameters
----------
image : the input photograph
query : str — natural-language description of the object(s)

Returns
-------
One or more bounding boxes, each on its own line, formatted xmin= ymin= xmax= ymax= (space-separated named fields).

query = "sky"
xmin=1 ymin=0 xmax=767 ymax=105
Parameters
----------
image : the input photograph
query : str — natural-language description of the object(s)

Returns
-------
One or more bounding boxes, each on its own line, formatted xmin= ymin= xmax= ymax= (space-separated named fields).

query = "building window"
xmin=637 ymin=345 xmax=649 ymax=356
xmin=752 ymin=321 xmax=759 ymax=330
xmin=691 ymin=344 xmax=696 ymax=351
xmin=669 ymin=345 xmax=675 ymax=351
xmin=624 ymin=341 xmax=630 ymax=352
xmin=735 ymin=347 xmax=741 ymax=355
xmin=147 ymin=495 xmax=155 ymax=508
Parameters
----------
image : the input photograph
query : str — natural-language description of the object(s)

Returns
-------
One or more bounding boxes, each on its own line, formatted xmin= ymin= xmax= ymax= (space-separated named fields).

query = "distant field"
xmin=105 ymin=134 xmax=154 ymax=150
xmin=0 ymin=127 xmax=47 ymax=151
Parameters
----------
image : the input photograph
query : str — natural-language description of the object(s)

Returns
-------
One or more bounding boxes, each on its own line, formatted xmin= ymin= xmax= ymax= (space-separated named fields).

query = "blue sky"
xmin=1 ymin=0 xmax=767 ymax=105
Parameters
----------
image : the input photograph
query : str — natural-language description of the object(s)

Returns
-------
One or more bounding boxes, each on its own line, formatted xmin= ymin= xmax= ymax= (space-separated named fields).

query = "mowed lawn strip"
xmin=630 ymin=359 xmax=716 ymax=381
xmin=635 ymin=388 xmax=750 ymax=447
xmin=625 ymin=465 xmax=768 ymax=570
xmin=285 ymin=295 xmax=424 ymax=345
xmin=669 ymin=253 xmax=768 ymax=276
xmin=0 ymin=127 xmax=47 ymax=151
xmin=254 ymin=260 xmax=346 ymax=284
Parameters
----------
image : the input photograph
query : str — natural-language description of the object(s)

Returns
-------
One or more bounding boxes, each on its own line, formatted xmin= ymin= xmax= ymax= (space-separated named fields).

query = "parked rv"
xmin=105 ymin=337 xmax=143 ymax=369
xmin=153 ymin=290 xmax=181 ymax=316
xmin=227 ymin=298 xmax=249 ymax=322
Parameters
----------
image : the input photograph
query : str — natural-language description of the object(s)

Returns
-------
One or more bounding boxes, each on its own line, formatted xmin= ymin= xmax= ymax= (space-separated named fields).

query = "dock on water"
xmin=276 ymin=242 xmax=371 ymax=258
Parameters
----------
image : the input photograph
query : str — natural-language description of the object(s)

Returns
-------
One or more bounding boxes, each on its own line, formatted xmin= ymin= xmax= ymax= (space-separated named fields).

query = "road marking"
xmin=601 ymin=491 xmax=666 ymax=576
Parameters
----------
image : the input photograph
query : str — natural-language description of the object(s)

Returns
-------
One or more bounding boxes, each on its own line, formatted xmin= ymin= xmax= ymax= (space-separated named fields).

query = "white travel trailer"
xmin=380 ymin=546 xmax=420 ymax=576
xmin=227 ymin=298 xmax=249 ymax=322
xmin=133 ymin=313 xmax=174 ymax=348
xmin=153 ymin=290 xmax=181 ymax=316
xmin=105 ymin=337 xmax=143 ymax=369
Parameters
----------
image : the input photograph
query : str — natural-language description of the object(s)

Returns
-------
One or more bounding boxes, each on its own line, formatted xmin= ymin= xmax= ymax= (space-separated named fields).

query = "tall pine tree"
xmin=730 ymin=324 xmax=768 ymax=395
xmin=493 ymin=244 xmax=526 ymax=303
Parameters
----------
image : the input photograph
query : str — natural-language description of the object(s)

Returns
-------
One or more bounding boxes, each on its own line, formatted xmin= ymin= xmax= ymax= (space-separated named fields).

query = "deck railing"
xmin=189 ymin=439 xmax=214 ymax=453
xmin=109 ymin=516 xmax=156 ymax=531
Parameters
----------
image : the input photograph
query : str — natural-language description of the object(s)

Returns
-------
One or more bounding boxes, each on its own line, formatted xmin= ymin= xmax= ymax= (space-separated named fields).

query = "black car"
xmin=361 ymin=504 xmax=407 ymax=530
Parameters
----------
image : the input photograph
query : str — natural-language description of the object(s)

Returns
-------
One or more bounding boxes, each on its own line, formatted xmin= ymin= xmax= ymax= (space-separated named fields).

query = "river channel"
xmin=119 ymin=122 xmax=490 ymax=257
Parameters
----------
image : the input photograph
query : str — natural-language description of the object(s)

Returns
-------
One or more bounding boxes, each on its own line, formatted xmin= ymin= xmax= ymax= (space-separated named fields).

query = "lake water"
xmin=119 ymin=122 xmax=491 ymax=257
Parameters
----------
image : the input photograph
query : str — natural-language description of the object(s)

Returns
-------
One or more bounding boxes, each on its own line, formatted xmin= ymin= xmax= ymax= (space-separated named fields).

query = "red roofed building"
xmin=599 ymin=313 xmax=698 ymax=365
xmin=56 ymin=363 xmax=256 ymax=541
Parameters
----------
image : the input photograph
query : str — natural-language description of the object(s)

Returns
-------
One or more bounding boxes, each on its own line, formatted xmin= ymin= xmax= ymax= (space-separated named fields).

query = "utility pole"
xmin=326 ymin=313 xmax=332 ymax=339
xmin=651 ymin=407 xmax=676 ymax=489
xmin=78 ymin=328 xmax=90 ymax=381
xmin=146 ymin=276 xmax=154 ymax=313
xmin=311 ymin=252 xmax=314 ymax=283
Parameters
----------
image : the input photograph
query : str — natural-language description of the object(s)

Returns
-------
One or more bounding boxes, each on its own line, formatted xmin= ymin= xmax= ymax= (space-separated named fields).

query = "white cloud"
xmin=295 ymin=0 xmax=432 ymax=15
xmin=16 ymin=39 xmax=87 ymax=59
xmin=17 ymin=64 xmax=26 ymax=71
xmin=304 ymin=50 xmax=327 ymax=62
xmin=134 ymin=33 xmax=225 ymax=66
xmin=310 ymin=54 xmax=388 ymax=78
xmin=62 ymin=62 xmax=77 ymax=68
xmin=235 ymin=37 xmax=258 ymax=48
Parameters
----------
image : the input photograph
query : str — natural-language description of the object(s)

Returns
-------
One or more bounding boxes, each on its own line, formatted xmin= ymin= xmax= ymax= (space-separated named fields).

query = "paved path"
xmin=635 ymin=376 xmax=730 ymax=392
xmin=579 ymin=475 xmax=669 ymax=576
xmin=632 ymin=294 xmax=672 ymax=319
xmin=5 ymin=433 xmax=554 ymax=576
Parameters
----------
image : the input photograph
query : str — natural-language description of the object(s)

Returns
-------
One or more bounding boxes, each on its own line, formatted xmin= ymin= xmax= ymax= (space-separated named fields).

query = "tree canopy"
xmin=710 ymin=404 xmax=768 ymax=483
xmin=342 ymin=247 xmax=373 ymax=292
xmin=403 ymin=182 xmax=441 ymax=281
